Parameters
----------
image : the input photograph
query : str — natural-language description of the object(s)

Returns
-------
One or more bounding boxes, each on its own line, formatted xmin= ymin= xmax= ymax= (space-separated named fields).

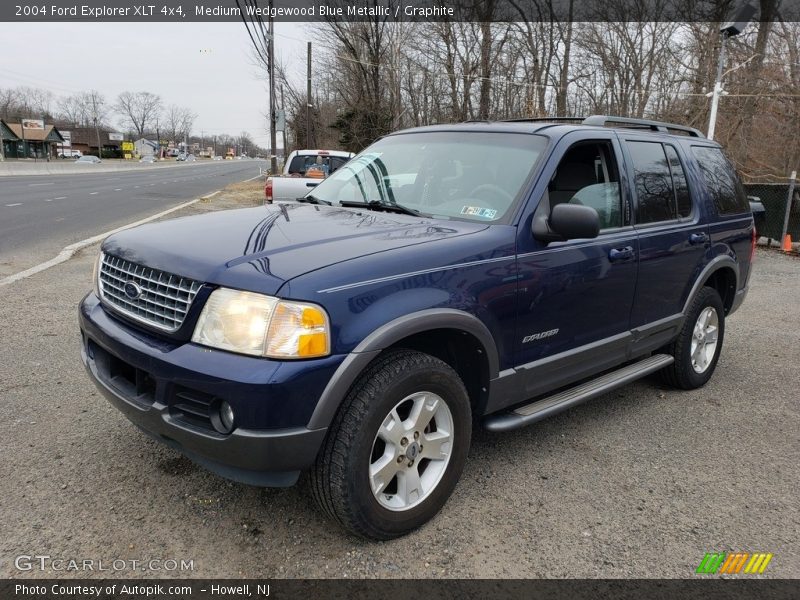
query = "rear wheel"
xmin=310 ymin=350 xmax=471 ymax=539
xmin=660 ymin=287 xmax=725 ymax=389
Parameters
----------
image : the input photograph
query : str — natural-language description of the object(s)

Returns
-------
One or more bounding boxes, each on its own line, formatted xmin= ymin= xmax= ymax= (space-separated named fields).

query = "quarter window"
xmin=691 ymin=146 xmax=750 ymax=215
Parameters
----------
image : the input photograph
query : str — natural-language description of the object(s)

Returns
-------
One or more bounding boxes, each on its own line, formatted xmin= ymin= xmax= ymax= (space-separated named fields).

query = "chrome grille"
xmin=98 ymin=253 xmax=202 ymax=332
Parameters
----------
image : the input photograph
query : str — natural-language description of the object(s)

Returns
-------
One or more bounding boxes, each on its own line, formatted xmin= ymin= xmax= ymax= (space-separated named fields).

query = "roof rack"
xmin=501 ymin=117 xmax=586 ymax=123
xmin=581 ymin=115 xmax=704 ymax=137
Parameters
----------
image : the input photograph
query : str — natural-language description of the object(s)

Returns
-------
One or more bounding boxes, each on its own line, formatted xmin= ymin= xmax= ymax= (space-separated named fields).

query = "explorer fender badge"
xmin=522 ymin=328 xmax=559 ymax=343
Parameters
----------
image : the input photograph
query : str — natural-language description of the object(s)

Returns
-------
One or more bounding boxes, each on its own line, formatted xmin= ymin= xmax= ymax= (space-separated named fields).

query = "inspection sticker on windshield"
xmin=461 ymin=206 xmax=498 ymax=219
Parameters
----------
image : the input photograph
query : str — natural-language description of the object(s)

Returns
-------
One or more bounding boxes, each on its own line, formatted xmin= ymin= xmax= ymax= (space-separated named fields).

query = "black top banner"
xmin=2 ymin=0 xmax=796 ymax=23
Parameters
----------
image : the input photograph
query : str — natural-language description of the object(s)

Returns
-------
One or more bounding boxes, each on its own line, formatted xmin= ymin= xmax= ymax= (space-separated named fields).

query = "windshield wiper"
xmin=296 ymin=194 xmax=331 ymax=205
xmin=339 ymin=200 xmax=428 ymax=218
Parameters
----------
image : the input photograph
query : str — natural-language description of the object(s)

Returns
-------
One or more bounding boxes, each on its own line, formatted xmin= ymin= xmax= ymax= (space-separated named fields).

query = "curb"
xmin=0 ymin=193 xmax=218 ymax=287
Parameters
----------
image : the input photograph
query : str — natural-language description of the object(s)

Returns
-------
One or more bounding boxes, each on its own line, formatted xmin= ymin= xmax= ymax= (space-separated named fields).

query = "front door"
xmin=514 ymin=133 xmax=638 ymax=399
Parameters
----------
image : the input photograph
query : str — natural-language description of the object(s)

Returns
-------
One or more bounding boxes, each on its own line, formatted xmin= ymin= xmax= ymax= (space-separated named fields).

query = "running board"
xmin=483 ymin=354 xmax=674 ymax=433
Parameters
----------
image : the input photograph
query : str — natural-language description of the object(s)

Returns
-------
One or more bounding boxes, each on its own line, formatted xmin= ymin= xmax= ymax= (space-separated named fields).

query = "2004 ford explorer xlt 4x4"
xmin=79 ymin=116 xmax=755 ymax=539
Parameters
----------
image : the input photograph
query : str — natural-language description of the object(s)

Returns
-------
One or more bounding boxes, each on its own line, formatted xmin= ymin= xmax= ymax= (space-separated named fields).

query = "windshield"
xmin=308 ymin=132 xmax=547 ymax=222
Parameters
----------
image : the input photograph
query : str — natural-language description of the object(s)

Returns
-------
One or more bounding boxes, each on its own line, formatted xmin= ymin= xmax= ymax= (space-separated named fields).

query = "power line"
xmin=234 ymin=0 xmax=269 ymax=66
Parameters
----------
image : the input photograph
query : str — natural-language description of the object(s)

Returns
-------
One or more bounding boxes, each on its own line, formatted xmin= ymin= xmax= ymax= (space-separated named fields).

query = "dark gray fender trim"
xmin=683 ymin=255 xmax=740 ymax=315
xmin=307 ymin=309 xmax=500 ymax=429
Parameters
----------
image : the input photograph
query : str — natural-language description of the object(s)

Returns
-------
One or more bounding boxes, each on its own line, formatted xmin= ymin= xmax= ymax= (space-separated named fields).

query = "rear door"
xmin=620 ymin=135 xmax=711 ymax=343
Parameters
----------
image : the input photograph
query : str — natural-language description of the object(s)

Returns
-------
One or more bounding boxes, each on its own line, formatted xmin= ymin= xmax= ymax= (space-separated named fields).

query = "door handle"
xmin=689 ymin=232 xmax=708 ymax=245
xmin=609 ymin=246 xmax=634 ymax=261
xmin=306 ymin=182 xmax=320 ymax=187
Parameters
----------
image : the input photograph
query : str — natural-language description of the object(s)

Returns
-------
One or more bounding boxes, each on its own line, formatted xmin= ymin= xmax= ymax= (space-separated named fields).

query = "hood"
xmin=102 ymin=204 xmax=487 ymax=295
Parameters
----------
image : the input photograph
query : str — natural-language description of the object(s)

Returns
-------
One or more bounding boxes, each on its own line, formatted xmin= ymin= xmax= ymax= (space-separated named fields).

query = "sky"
xmin=0 ymin=22 xmax=312 ymax=148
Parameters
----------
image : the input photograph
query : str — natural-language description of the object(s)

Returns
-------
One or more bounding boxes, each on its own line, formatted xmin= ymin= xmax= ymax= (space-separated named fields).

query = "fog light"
xmin=211 ymin=399 xmax=236 ymax=434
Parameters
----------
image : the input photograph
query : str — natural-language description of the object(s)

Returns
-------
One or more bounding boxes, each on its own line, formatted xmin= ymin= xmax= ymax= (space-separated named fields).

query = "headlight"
xmin=191 ymin=288 xmax=330 ymax=359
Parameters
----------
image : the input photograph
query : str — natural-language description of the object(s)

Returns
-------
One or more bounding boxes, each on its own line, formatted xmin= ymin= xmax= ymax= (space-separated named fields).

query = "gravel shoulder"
xmin=0 ymin=189 xmax=797 ymax=578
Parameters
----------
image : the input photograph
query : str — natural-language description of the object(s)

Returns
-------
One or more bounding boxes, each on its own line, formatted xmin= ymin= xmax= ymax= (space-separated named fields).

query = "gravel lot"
xmin=1 ymin=187 xmax=797 ymax=579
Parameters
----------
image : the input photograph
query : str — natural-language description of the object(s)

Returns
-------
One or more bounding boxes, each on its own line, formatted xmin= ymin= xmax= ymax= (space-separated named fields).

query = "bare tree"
xmin=115 ymin=91 xmax=162 ymax=138
xmin=163 ymin=104 xmax=196 ymax=144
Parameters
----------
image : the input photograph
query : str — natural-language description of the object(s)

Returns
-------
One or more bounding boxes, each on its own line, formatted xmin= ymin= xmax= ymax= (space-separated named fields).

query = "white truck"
xmin=265 ymin=149 xmax=354 ymax=203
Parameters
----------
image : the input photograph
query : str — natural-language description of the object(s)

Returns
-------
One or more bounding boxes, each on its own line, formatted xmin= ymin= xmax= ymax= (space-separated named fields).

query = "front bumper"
xmin=79 ymin=293 xmax=342 ymax=487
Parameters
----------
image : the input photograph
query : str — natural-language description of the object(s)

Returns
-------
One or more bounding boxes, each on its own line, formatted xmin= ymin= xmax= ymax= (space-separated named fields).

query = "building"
xmin=63 ymin=126 xmax=123 ymax=158
xmin=0 ymin=119 xmax=21 ymax=159
xmin=134 ymin=138 xmax=159 ymax=157
xmin=2 ymin=120 xmax=65 ymax=159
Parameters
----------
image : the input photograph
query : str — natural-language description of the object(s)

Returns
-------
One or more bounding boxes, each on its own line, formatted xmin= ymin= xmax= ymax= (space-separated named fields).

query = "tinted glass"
xmin=310 ymin=132 xmax=548 ymax=223
xmin=665 ymin=145 xmax=692 ymax=218
xmin=629 ymin=141 xmax=675 ymax=224
xmin=691 ymin=146 xmax=749 ymax=215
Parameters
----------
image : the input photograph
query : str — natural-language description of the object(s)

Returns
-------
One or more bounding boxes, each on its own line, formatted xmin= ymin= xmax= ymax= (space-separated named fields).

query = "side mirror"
xmin=533 ymin=203 xmax=600 ymax=243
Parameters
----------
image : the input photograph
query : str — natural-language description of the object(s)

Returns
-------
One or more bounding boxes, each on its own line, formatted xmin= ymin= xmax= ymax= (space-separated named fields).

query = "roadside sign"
xmin=22 ymin=119 xmax=45 ymax=130
xmin=109 ymin=133 xmax=124 ymax=141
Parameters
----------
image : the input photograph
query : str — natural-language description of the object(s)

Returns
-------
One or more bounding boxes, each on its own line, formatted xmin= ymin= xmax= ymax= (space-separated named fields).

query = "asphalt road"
xmin=0 ymin=189 xmax=796 ymax=579
xmin=0 ymin=160 xmax=265 ymax=277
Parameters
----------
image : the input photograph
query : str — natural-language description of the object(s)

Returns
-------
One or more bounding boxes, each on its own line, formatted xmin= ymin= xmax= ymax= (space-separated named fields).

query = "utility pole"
xmin=268 ymin=1 xmax=278 ymax=174
xmin=90 ymin=93 xmax=103 ymax=159
xmin=707 ymin=32 xmax=728 ymax=141
xmin=156 ymin=119 xmax=161 ymax=158
xmin=707 ymin=4 xmax=756 ymax=140
xmin=307 ymin=41 xmax=312 ymax=149
xmin=280 ymin=83 xmax=287 ymax=158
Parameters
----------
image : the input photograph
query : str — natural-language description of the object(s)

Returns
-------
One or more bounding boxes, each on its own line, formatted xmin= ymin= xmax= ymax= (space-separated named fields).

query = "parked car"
xmin=748 ymin=196 xmax=766 ymax=233
xmin=139 ymin=156 xmax=157 ymax=164
xmin=79 ymin=116 xmax=754 ymax=539
xmin=265 ymin=149 xmax=354 ymax=203
xmin=59 ymin=150 xmax=82 ymax=159
xmin=213 ymin=156 xmax=223 ymax=161
xmin=75 ymin=155 xmax=101 ymax=164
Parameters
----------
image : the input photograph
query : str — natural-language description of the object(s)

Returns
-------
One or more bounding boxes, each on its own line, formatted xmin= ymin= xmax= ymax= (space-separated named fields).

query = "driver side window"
xmin=548 ymin=141 xmax=624 ymax=230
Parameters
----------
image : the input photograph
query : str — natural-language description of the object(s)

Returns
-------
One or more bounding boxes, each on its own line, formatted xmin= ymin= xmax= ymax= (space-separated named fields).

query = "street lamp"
xmin=707 ymin=3 xmax=757 ymax=140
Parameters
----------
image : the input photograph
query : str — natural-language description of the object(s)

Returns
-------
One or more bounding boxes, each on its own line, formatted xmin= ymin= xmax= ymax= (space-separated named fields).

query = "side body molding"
xmin=307 ymin=309 xmax=500 ymax=429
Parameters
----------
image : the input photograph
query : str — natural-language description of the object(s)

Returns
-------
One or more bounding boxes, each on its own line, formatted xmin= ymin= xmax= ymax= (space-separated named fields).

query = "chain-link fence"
xmin=743 ymin=181 xmax=799 ymax=243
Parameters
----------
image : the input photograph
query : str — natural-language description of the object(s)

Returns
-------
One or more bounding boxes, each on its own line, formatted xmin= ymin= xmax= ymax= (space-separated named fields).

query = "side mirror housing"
xmin=533 ymin=203 xmax=600 ymax=243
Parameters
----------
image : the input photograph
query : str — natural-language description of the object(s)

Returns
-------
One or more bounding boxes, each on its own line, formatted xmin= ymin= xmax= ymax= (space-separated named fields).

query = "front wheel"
xmin=660 ymin=287 xmax=725 ymax=389
xmin=310 ymin=350 xmax=471 ymax=539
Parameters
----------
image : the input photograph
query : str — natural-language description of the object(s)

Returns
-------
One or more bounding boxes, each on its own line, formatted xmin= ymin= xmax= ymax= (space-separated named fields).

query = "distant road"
xmin=0 ymin=160 xmax=265 ymax=276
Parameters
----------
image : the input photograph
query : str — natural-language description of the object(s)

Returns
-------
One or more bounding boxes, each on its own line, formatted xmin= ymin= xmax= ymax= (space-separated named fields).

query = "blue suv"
xmin=79 ymin=116 xmax=755 ymax=539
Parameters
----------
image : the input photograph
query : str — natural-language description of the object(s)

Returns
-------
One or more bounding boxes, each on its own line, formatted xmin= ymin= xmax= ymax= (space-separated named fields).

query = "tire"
xmin=310 ymin=349 xmax=471 ymax=540
xmin=660 ymin=287 xmax=725 ymax=390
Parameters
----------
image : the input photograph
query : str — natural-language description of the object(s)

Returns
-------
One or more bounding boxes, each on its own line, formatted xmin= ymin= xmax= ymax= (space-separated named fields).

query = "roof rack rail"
xmin=581 ymin=115 xmax=704 ymax=138
xmin=501 ymin=117 xmax=586 ymax=123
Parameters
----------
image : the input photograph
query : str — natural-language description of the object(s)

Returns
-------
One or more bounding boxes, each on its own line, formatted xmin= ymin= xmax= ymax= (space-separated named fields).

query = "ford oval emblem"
xmin=124 ymin=281 xmax=142 ymax=300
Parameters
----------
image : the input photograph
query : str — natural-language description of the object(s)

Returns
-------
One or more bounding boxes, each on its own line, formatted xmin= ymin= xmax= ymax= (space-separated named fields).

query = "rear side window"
xmin=691 ymin=146 xmax=749 ymax=215
xmin=628 ymin=141 xmax=676 ymax=224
